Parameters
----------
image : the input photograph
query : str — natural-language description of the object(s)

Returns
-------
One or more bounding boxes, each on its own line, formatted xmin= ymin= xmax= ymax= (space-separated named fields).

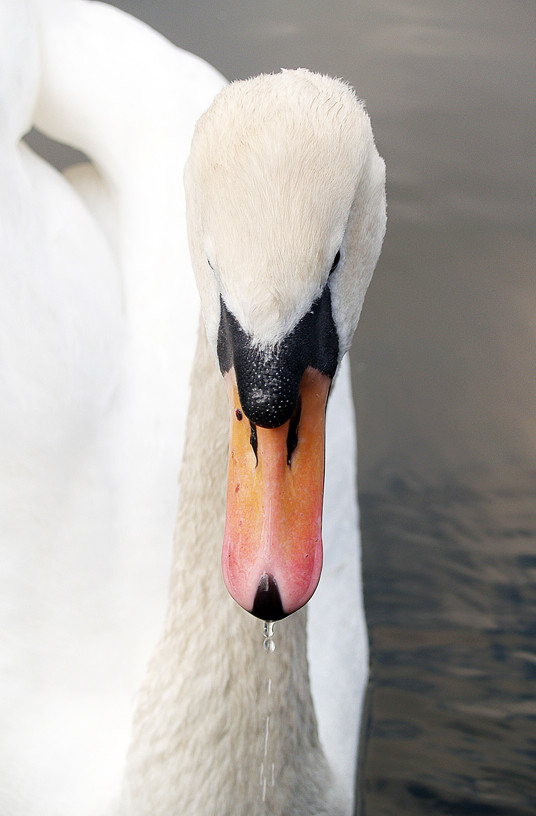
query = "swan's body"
xmin=0 ymin=2 xmax=384 ymax=814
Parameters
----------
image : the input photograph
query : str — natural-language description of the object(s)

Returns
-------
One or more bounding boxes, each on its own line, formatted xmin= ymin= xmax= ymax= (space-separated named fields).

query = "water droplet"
xmin=263 ymin=620 xmax=274 ymax=639
xmin=262 ymin=619 xmax=276 ymax=652
xmin=264 ymin=714 xmax=270 ymax=756
xmin=263 ymin=637 xmax=276 ymax=653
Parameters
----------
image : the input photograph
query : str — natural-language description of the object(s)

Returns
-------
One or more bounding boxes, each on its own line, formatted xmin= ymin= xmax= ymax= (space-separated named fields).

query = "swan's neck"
xmin=119 ymin=323 xmax=343 ymax=816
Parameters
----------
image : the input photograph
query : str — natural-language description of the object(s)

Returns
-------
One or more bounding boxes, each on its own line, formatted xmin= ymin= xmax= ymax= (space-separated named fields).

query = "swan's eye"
xmin=329 ymin=250 xmax=341 ymax=277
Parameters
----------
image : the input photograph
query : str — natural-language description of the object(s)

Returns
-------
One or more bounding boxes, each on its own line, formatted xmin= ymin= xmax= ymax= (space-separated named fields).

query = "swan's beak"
xmin=222 ymin=367 xmax=329 ymax=620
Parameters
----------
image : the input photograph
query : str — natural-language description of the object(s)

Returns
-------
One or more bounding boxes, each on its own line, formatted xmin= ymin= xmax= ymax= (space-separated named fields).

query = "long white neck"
xmin=119 ymin=323 xmax=345 ymax=816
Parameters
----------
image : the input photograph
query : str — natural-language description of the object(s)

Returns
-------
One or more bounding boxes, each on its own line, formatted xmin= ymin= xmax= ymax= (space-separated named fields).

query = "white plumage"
xmin=0 ymin=2 xmax=385 ymax=814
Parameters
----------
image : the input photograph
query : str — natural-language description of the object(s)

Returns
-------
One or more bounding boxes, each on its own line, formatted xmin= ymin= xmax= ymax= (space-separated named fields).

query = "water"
xmin=347 ymin=4 xmax=536 ymax=811
xmin=259 ymin=710 xmax=274 ymax=803
xmin=359 ymin=471 xmax=536 ymax=815
xmin=260 ymin=623 xmax=276 ymax=804
xmin=30 ymin=1 xmax=535 ymax=813
xmin=263 ymin=620 xmax=276 ymax=653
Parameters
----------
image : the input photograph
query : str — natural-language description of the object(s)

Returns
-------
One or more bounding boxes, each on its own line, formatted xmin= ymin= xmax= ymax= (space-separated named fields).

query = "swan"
xmin=0 ymin=1 xmax=385 ymax=814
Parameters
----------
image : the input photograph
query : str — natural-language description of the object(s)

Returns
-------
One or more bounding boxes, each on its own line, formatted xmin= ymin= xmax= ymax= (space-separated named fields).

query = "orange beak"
xmin=221 ymin=366 xmax=330 ymax=619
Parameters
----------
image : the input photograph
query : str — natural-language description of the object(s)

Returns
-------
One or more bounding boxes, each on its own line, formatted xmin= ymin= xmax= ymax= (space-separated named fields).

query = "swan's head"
xmin=185 ymin=69 xmax=385 ymax=620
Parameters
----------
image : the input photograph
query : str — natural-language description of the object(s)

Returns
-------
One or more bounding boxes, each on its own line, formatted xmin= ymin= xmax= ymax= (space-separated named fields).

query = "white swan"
xmin=0 ymin=2 xmax=385 ymax=815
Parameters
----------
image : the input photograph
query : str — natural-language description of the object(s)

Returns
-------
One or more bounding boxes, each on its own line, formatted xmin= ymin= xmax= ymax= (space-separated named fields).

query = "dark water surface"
xmin=34 ymin=1 xmax=536 ymax=812
xmin=359 ymin=469 xmax=536 ymax=815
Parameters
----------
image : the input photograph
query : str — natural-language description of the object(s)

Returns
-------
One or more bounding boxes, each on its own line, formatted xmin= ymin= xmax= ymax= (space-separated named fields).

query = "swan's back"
xmin=1 ymin=2 xmax=369 ymax=813
xmin=0 ymin=1 xmax=224 ymax=812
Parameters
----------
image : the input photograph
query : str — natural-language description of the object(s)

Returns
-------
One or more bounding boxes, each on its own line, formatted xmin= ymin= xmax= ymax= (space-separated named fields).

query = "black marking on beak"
xmin=217 ymin=284 xmax=338 ymax=429
xmin=251 ymin=573 xmax=286 ymax=621
xmin=286 ymin=396 xmax=301 ymax=467
xmin=249 ymin=420 xmax=258 ymax=466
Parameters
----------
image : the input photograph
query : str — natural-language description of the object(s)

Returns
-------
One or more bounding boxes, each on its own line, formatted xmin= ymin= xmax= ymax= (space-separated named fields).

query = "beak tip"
xmin=251 ymin=572 xmax=288 ymax=621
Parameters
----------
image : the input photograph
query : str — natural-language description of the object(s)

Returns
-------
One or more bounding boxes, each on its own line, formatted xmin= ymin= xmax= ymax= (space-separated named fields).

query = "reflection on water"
xmin=350 ymin=0 xmax=535 ymax=811
xmin=359 ymin=468 xmax=536 ymax=815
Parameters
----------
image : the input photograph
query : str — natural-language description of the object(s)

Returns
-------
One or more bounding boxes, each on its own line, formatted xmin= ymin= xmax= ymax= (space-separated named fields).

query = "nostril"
xmin=286 ymin=397 xmax=301 ymax=467
xmin=251 ymin=573 xmax=287 ymax=621
xmin=249 ymin=420 xmax=258 ymax=466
